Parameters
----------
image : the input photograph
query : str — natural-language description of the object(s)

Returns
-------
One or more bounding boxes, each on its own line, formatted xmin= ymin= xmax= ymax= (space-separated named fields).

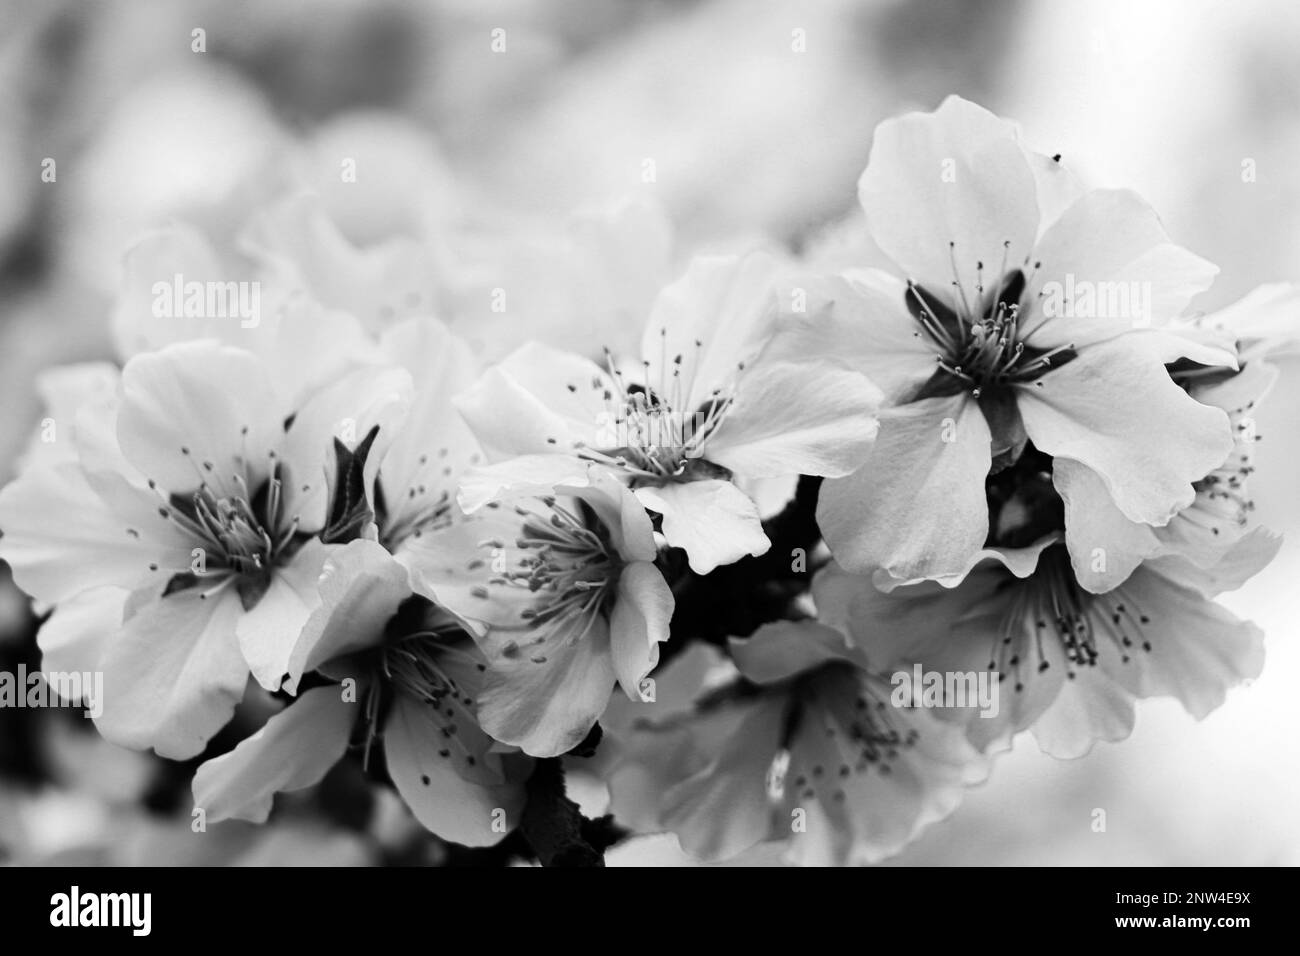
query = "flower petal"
xmin=812 ymin=560 xmax=999 ymax=670
xmin=1026 ymin=663 xmax=1137 ymax=759
xmin=37 ymin=586 xmax=126 ymax=681
xmin=858 ymin=95 xmax=1040 ymax=298
xmin=0 ymin=463 xmax=189 ymax=604
xmin=1023 ymin=189 xmax=1217 ymax=348
xmin=454 ymin=343 xmax=611 ymax=460
xmin=400 ymin=510 xmax=538 ymax=635
xmin=705 ymin=360 xmax=881 ymax=479
xmin=870 ymin=535 xmax=1057 ymax=593
xmin=377 ymin=317 xmax=482 ymax=540
xmin=385 ymin=693 xmax=530 ymax=846
xmin=644 ymin=253 xmax=789 ymax=409
xmin=116 ymin=341 xmax=286 ymax=497
xmin=729 ymin=619 xmax=856 ymax=685
xmin=634 ymin=479 xmax=769 ymax=574
xmin=96 ymin=588 xmax=249 ymax=759
xmin=241 ymin=192 xmax=438 ymax=333
xmin=191 ymin=684 xmax=355 ymax=823
xmin=1055 ymin=458 xmax=1160 ymax=593
xmin=817 ymin=393 xmax=990 ymax=579
xmin=1100 ymin=564 xmax=1265 ymax=721
xmin=456 ymin=454 xmax=594 ymax=514
xmin=20 ymin=362 xmax=119 ymax=471
xmin=657 ymin=696 xmax=788 ymax=862
xmin=784 ymin=672 xmax=984 ymax=864
xmin=609 ymin=561 xmax=673 ymax=699
xmin=769 ymin=270 xmax=936 ymax=404
xmin=476 ymin=614 xmax=616 ymax=758
xmin=250 ymin=297 xmax=380 ymax=407
xmin=236 ymin=539 xmax=335 ymax=692
xmin=111 ymin=225 xmax=235 ymax=358
xmin=1019 ymin=336 xmax=1232 ymax=526
xmin=571 ymin=468 xmax=658 ymax=562
xmin=1199 ymin=282 xmax=1300 ymax=363
xmin=1147 ymin=527 xmax=1282 ymax=599
xmin=282 ymin=539 xmax=410 ymax=694
xmin=1027 ymin=151 xmax=1086 ymax=234
xmin=957 ymin=605 xmax=1067 ymax=754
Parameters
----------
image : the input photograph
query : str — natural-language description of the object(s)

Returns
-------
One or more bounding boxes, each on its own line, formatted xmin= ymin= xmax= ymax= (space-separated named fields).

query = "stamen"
xmin=989 ymin=547 xmax=1156 ymax=687
xmin=484 ymin=498 xmax=622 ymax=645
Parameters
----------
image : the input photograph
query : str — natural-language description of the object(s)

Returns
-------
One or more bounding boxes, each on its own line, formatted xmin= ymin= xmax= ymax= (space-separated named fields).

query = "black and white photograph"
xmin=0 ymin=0 xmax=1295 ymax=907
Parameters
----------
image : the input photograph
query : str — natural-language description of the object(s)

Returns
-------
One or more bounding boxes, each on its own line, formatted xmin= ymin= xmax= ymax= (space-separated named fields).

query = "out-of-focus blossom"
xmin=816 ymin=534 xmax=1275 ymax=759
xmin=608 ymin=621 xmax=985 ymax=865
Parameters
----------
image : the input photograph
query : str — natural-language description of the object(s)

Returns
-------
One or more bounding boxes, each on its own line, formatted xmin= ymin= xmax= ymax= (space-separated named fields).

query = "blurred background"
xmin=0 ymin=0 xmax=1297 ymax=865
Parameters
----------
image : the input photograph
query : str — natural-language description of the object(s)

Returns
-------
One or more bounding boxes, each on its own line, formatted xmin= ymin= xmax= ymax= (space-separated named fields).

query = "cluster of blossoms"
xmin=1 ymin=97 xmax=1295 ymax=865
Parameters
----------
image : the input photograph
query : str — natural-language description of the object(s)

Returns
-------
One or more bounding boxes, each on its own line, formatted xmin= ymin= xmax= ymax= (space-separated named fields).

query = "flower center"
xmin=910 ymin=243 xmax=1075 ymax=399
xmin=479 ymin=498 xmax=624 ymax=653
xmin=563 ymin=336 xmax=739 ymax=481
xmin=379 ymin=632 xmax=467 ymax=709
xmin=148 ymin=446 xmax=301 ymax=606
xmin=990 ymin=545 xmax=1153 ymax=691
xmin=358 ymin=601 xmax=487 ymax=772
xmin=779 ymin=668 xmax=919 ymax=805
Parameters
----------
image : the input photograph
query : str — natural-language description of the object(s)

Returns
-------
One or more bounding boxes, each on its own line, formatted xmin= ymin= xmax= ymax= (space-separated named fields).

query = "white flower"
xmin=1186 ymin=282 xmax=1300 ymax=370
xmin=455 ymin=252 xmax=881 ymax=574
xmin=193 ymin=539 xmax=530 ymax=846
xmin=816 ymin=532 xmax=1277 ymax=759
xmin=403 ymin=467 xmax=673 ymax=757
xmin=112 ymin=197 xmax=387 ymax=384
xmin=606 ymin=621 xmax=985 ymax=865
xmin=241 ymin=192 xmax=442 ymax=335
xmin=0 ymin=341 xmax=410 ymax=757
xmin=782 ymin=96 xmax=1232 ymax=585
xmin=1057 ymin=284 xmax=1298 ymax=591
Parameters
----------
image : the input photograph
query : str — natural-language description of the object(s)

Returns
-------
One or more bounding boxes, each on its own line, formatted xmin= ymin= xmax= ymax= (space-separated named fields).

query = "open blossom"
xmin=455 ymin=252 xmax=881 ymax=574
xmin=782 ymin=96 xmax=1233 ymax=586
xmin=815 ymin=529 xmax=1277 ymax=759
xmin=1 ymin=78 xmax=1290 ymax=871
xmin=1058 ymin=351 xmax=1271 ymax=592
xmin=192 ymin=539 xmax=530 ymax=846
xmin=804 ymin=279 xmax=1291 ymax=759
xmin=0 ymin=340 xmax=410 ymax=758
xmin=606 ymin=620 xmax=985 ymax=865
xmin=115 ymin=197 xmax=485 ymax=555
xmin=1057 ymin=284 xmax=1300 ymax=591
xmin=403 ymin=466 xmax=673 ymax=757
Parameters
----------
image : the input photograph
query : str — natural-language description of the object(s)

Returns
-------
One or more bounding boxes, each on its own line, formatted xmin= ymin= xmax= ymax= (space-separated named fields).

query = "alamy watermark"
xmin=1040 ymin=274 xmax=1152 ymax=326
xmin=151 ymin=272 xmax=261 ymax=328
xmin=50 ymin=886 xmax=151 ymax=936
xmin=890 ymin=664 xmax=999 ymax=718
xmin=0 ymin=664 xmax=103 ymax=718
